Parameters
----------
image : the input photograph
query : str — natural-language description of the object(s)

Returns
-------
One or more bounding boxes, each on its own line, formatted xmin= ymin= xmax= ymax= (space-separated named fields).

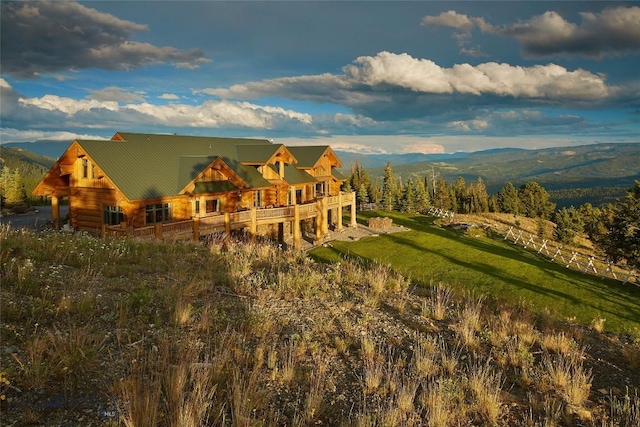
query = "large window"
xmin=146 ymin=203 xmax=171 ymax=224
xmin=103 ymin=206 xmax=123 ymax=225
xmin=206 ymin=199 xmax=220 ymax=213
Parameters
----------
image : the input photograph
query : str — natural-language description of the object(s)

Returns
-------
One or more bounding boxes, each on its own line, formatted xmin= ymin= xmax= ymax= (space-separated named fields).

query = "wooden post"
xmin=192 ymin=217 xmax=200 ymax=242
xmin=250 ymin=208 xmax=257 ymax=237
xmin=337 ymin=193 xmax=343 ymax=231
xmin=224 ymin=212 xmax=231 ymax=236
xmin=321 ymin=196 xmax=329 ymax=236
xmin=278 ymin=222 xmax=284 ymax=244
xmin=350 ymin=193 xmax=357 ymax=228
xmin=293 ymin=205 xmax=301 ymax=249
xmin=51 ymin=195 xmax=61 ymax=230
xmin=101 ymin=224 xmax=106 ymax=239
xmin=315 ymin=199 xmax=323 ymax=243
xmin=154 ymin=223 xmax=162 ymax=240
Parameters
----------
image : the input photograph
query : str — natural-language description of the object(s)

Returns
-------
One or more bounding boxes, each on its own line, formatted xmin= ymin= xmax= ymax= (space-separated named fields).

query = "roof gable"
xmin=288 ymin=146 xmax=342 ymax=169
xmin=77 ymin=133 xmax=276 ymax=200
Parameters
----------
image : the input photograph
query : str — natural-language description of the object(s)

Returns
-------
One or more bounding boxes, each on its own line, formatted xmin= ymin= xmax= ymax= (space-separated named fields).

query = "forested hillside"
xmin=0 ymin=147 xmax=55 ymax=201
xmin=344 ymin=143 xmax=640 ymax=208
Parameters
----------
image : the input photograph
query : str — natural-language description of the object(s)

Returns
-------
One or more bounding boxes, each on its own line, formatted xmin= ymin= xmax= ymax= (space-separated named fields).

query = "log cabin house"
xmin=33 ymin=132 xmax=356 ymax=248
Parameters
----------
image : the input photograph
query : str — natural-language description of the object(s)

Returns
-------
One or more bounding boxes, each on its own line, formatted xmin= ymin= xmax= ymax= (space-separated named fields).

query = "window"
xmin=146 ymin=203 xmax=171 ymax=224
xmin=81 ymin=159 xmax=89 ymax=178
xmin=316 ymin=182 xmax=326 ymax=196
xmin=254 ymin=190 xmax=263 ymax=208
xmin=205 ymin=199 xmax=220 ymax=213
xmin=194 ymin=200 xmax=200 ymax=215
xmin=81 ymin=159 xmax=95 ymax=179
xmin=103 ymin=206 xmax=124 ymax=225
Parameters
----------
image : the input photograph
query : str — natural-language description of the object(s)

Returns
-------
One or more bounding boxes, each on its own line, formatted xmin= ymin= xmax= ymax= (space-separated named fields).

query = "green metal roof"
xmin=193 ymin=180 xmax=238 ymax=194
xmin=287 ymin=146 xmax=330 ymax=168
xmin=332 ymin=168 xmax=346 ymax=181
xmin=236 ymin=144 xmax=283 ymax=164
xmin=267 ymin=164 xmax=317 ymax=185
xmin=77 ymin=133 xmax=275 ymax=200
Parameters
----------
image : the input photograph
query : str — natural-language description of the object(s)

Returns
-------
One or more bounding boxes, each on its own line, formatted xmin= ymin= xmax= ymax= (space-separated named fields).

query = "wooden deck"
xmin=102 ymin=192 xmax=356 ymax=248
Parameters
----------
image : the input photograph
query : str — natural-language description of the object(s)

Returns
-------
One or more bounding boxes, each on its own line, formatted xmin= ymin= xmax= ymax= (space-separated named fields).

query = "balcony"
xmin=103 ymin=192 xmax=356 ymax=248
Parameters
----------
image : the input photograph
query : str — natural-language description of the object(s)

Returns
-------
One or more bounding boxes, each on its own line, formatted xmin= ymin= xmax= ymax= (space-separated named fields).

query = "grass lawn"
xmin=311 ymin=210 xmax=640 ymax=334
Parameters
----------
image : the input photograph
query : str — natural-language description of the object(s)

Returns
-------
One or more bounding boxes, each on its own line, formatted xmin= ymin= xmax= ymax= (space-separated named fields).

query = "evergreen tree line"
xmin=344 ymin=162 xmax=554 ymax=218
xmin=0 ymin=167 xmax=27 ymax=208
xmin=345 ymin=162 xmax=640 ymax=269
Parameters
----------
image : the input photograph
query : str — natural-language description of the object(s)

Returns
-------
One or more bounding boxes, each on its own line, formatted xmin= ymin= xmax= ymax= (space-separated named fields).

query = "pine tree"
xmin=381 ymin=163 xmax=396 ymax=211
xmin=453 ymin=177 xmax=468 ymax=214
xmin=414 ymin=177 xmax=430 ymax=213
xmin=357 ymin=183 xmax=370 ymax=209
xmin=0 ymin=167 xmax=25 ymax=206
xmin=369 ymin=180 xmax=382 ymax=206
xmin=599 ymin=181 xmax=640 ymax=268
xmin=432 ymin=178 xmax=452 ymax=210
xmin=401 ymin=179 xmax=416 ymax=213
xmin=497 ymin=182 xmax=519 ymax=214
xmin=470 ymin=177 xmax=489 ymax=213
xmin=518 ymin=181 xmax=555 ymax=219
xmin=554 ymin=206 xmax=584 ymax=244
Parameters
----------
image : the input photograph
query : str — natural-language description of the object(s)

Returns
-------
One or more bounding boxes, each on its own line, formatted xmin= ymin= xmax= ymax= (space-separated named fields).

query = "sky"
xmin=1 ymin=1 xmax=639 ymax=155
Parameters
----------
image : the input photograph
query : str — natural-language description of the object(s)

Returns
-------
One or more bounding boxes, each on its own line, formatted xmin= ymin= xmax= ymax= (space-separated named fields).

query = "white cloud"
xmin=0 ymin=1 xmax=208 ymax=77
xmin=421 ymin=10 xmax=494 ymax=33
xmin=19 ymin=95 xmax=120 ymax=116
xmin=447 ymin=119 xmax=489 ymax=132
xmin=501 ymin=7 xmax=640 ymax=58
xmin=345 ymin=52 xmax=613 ymax=100
xmin=0 ymin=128 xmax=106 ymax=143
xmin=0 ymin=78 xmax=12 ymax=89
xmin=276 ymin=135 xmax=446 ymax=155
xmin=199 ymin=52 xmax=617 ymax=108
xmin=159 ymin=93 xmax=180 ymax=100
xmin=421 ymin=6 xmax=640 ymax=59
xmin=17 ymin=93 xmax=312 ymax=130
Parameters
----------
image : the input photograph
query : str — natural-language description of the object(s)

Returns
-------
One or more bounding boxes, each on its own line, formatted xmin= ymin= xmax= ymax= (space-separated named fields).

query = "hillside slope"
xmin=346 ymin=143 xmax=640 ymax=207
xmin=0 ymin=147 xmax=55 ymax=197
xmin=1 ymin=227 xmax=638 ymax=426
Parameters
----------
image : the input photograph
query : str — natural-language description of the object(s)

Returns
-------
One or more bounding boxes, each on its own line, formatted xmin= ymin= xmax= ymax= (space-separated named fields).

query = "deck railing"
xmin=101 ymin=192 xmax=357 ymax=247
xmin=256 ymin=206 xmax=294 ymax=221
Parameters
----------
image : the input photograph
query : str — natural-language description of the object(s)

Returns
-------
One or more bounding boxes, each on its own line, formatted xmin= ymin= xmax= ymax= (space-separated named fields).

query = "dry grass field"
xmin=1 ymin=224 xmax=639 ymax=426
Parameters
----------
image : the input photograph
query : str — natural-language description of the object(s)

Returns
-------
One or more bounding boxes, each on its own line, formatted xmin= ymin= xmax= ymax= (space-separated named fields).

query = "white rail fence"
xmin=428 ymin=207 xmax=455 ymax=219
xmin=426 ymin=207 xmax=638 ymax=286
xmin=501 ymin=226 xmax=639 ymax=286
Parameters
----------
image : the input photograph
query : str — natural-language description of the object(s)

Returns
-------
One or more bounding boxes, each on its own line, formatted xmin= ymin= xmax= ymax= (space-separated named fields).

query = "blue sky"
xmin=1 ymin=1 xmax=639 ymax=155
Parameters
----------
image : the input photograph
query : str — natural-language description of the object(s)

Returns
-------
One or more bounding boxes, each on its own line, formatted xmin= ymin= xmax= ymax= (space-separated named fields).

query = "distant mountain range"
xmin=338 ymin=142 xmax=640 ymax=208
xmin=2 ymin=141 xmax=69 ymax=159
xmin=3 ymin=140 xmax=639 ymax=207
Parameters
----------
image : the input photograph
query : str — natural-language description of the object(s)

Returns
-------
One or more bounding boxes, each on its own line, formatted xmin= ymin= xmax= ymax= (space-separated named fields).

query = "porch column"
xmin=315 ymin=199 xmax=323 ymax=243
xmin=278 ymin=223 xmax=285 ymax=244
xmin=293 ymin=205 xmax=301 ymax=249
xmin=321 ymin=196 xmax=329 ymax=236
xmin=192 ymin=218 xmax=200 ymax=242
xmin=350 ymin=193 xmax=357 ymax=228
xmin=250 ymin=208 xmax=257 ymax=237
xmin=224 ymin=212 xmax=231 ymax=236
xmin=337 ymin=192 xmax=343 ymax=231
xmin=51 ymin=195 xmax=61 ymax=229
